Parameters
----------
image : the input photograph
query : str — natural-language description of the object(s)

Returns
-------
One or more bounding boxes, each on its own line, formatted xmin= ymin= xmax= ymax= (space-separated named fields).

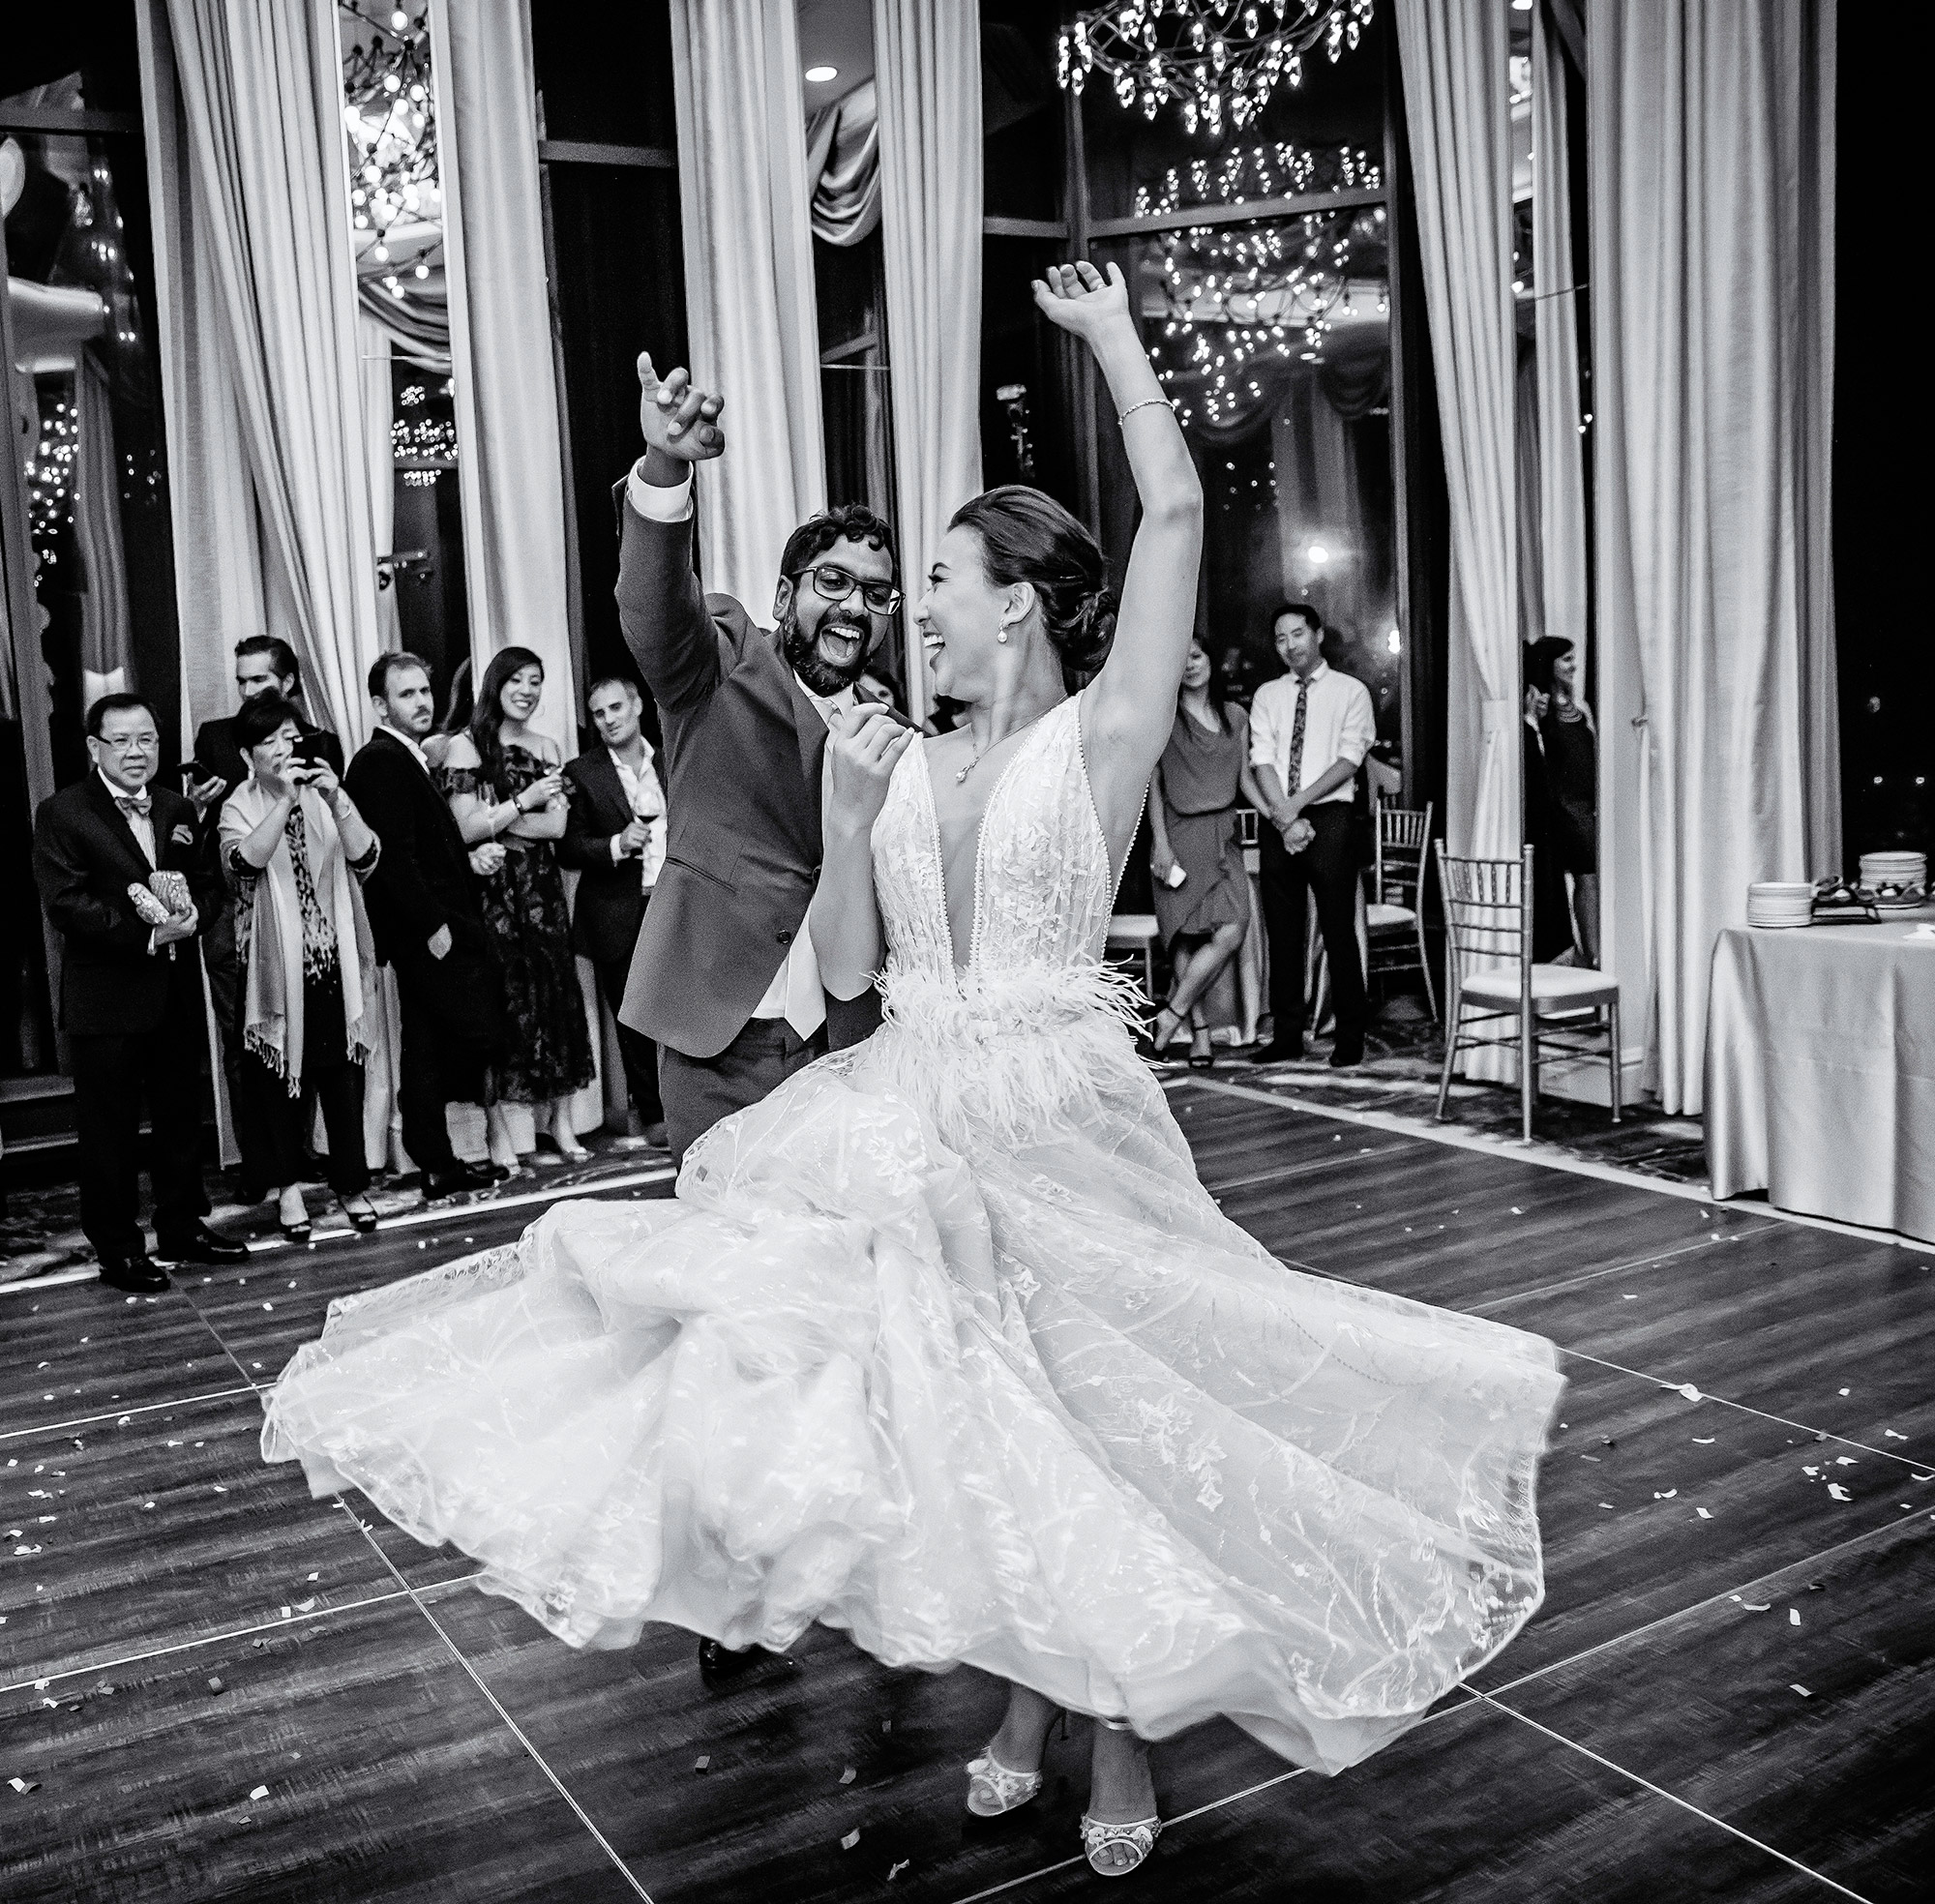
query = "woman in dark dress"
xmin=1540 ymin=642 xmax=1598 ymax=965
xmin=1146 ymin=640 xmax=1265 ymax=1067
xmin=439 ymin=646 xmax=595 ymax=1171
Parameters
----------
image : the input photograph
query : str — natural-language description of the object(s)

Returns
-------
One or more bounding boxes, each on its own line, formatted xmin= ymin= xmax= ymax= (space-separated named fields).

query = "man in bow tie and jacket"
xmin=31 ymin=694 xmax=248 ymax=1291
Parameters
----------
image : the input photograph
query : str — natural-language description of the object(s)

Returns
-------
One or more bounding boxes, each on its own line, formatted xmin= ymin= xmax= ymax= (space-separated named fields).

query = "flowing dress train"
xmin=262 ymin=694 xmax=1562 ymax=1775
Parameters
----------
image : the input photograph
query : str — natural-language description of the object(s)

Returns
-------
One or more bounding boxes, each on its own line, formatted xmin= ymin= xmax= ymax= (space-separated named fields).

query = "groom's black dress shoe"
xmin=423 ymin=1160 xmax=497 ymax=1201
xmin=157 ymin=1226 xmax=249 ymax=1265
xmin=699 ymin=1638 xmax=785 ymax=1687
xmin=1252 ymin=1038 xmax=1305 ymax=1064
xmin=98 ymin=1255 xmax=170 ymax=1294
xmin=1328 ymin=1035 xmax=1365 ymax=1069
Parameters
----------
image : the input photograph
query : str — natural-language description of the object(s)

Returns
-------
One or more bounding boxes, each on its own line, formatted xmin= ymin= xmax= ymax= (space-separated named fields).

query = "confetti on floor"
xmin=841 ymin=1830 xmax=861 ymax=1851
xmin=248 ymin=1785 xmax=269 ymax=1800
xmin=1790 ymin=1684 xmax=1811 ymax=1697
xmin=1828 ymin=1483 xmax=1852 ymax=1502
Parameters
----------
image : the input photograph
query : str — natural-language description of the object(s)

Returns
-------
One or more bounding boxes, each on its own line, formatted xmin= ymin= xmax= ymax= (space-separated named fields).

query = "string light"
xmin=1133 ymin=139 xmax=1379 ymax=218
xmin=1057 ymin=1 xmax=1377 ymax=134
xmin=342 ymin=2 xmax=440 ymax=305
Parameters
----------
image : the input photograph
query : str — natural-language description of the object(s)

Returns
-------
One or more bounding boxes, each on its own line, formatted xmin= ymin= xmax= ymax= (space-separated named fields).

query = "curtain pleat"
xmin=1393 ymin=0 xmax=1519 ymax=866
xmin=873 ymin=0 xmax=983 ymax=720
xmin=1532 ymin=1 xmax=1589 ymax=684
xmin=1588 ymin=0 xmax=1837 ymax=1114
xmin=667 ymin=0 xmax=825 ymax=614
xmin=431 ymin=0 xmax=577 ymax=752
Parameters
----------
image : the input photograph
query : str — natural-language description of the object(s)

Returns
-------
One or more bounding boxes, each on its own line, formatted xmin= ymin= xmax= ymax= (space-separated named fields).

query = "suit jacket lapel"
xmin=587 ymin=751 xmax=632 ymax=830
xmin=85 ymin=772 xmax=154 ymax=877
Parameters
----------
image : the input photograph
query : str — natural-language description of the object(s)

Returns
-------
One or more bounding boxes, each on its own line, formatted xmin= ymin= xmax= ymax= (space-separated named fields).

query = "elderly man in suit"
xmin=31 ymin=694 xmax=247 ymax=1291
xmin=559 ymin=674 xmax=668 ymax=1150
xmin=344 ymin=652 xmax=504 ymax=1201
xmin=614 ymin=351 xmax=900 ymax=1167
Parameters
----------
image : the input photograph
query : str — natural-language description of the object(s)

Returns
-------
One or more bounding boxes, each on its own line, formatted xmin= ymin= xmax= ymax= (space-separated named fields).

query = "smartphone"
xmin=290 ymin=734 xmax=326 ymax=769
xmin=178 ymin=759 xmax=210 ymax=784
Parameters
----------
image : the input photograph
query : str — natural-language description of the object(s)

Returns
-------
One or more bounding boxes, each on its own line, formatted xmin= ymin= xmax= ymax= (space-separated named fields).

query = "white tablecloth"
xmin=1705 ymin=907 xmax=1935 ymax=1241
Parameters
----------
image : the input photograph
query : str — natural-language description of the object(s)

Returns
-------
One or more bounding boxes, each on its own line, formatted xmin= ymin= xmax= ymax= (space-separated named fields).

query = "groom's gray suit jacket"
xmin=612 ymin=484 xmax=883 ymax=1060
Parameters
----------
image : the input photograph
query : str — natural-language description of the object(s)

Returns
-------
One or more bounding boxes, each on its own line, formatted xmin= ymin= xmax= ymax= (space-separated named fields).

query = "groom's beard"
xmin=782 ymin=606 xmax=874 ymax=698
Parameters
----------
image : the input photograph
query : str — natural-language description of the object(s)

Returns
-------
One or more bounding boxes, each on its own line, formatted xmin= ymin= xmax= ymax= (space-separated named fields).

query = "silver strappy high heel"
xmin=1081 ymin=1716 xmax=1162 ymax=1877
xmin=966 ymin=1707 xmax=1065 ymax=1817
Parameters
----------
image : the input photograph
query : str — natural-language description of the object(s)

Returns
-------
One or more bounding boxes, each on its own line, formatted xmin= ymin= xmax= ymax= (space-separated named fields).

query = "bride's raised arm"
xmin=1032 ymin=262 xmax=1204 ymax=848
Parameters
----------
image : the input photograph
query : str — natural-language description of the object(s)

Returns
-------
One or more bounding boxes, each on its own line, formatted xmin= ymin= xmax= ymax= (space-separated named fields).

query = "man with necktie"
xmin=31 ymin=694 xmax=248 ymax=1290
xmin=1249 ymin=604 xmax=1377 ymax=1067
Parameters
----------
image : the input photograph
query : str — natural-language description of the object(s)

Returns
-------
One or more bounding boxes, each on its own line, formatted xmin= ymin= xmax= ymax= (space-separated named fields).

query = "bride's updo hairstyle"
xmin=948 ymin=486 xmax=1117 ymax=684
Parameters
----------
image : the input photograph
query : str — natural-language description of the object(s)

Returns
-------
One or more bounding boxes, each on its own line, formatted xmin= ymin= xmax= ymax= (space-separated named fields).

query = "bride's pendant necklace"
xmin=955 ymin=744 xmax=982 ymax=786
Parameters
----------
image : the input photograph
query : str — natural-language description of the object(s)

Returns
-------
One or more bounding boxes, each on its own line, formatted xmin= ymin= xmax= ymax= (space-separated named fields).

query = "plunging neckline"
xmin=919 ymin=709 xmax=1059 ymax=974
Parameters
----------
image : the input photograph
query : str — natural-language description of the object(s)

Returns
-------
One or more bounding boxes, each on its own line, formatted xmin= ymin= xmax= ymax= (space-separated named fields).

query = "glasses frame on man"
xmin=791 ymin=563 xmax=902 ymax=617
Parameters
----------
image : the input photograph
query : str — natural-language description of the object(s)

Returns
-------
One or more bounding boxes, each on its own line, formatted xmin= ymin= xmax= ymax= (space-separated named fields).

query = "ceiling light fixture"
xmin=804 ymin=65 xmax=839 ymax=83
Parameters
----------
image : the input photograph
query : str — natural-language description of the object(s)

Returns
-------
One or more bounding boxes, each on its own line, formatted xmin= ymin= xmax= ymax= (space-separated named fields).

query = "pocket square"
xmin=170 ymin=823 xmax=194 ymax=846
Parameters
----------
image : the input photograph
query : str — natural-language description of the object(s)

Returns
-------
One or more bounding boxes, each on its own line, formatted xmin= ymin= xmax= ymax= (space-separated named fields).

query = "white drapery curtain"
xmin=874 ymin=0 xmax=983 ymax=719
xmin=148 ymin=0 xmax=383 ymax=748
xmin=1589 ymin=0 xmax=1837 ymax=1115
xmin=431 ymin=0 xmax=577 ymax=753
xmin=668 ymin=0 xmax=825 ymax=615
xmin=1394 ymin=1 xmax=1518 ymax=867
xmin=1532 ymin=2 xmax=1588 ymax=682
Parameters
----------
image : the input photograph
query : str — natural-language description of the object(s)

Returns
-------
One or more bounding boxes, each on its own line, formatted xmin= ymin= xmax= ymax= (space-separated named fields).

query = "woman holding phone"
xmin=219 ymin=694 xmax=383 ymax=1238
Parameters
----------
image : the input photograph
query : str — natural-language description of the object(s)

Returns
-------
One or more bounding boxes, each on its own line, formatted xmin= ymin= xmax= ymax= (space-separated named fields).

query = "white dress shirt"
xmin=381 ymin=724 xmax=432 ymax=774
xmin=607 ymin=742 xmax=668 ymax=889
xmin=627 ymin=462 xmax=844 ymax=1040
xmin=102 ymin=769 xmax=158 ymax=864
xmin=1248 ymin=661 xmax=1376 ymax=805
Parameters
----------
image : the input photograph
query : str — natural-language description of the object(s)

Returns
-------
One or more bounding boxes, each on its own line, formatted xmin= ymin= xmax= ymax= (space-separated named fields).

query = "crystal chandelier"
xmin=1057 ymin=1 xmax=1378 ymax=136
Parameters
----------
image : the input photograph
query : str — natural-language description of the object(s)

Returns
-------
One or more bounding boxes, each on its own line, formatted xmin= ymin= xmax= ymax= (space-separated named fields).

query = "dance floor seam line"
xmin=1464 ymin=1689 xmax=1874 ymax=1900
xmin=1465 ymin=1230 xmax=1754 ymax=1312
xmin=1178 ymin=1075 xmax=1934 ymax=1255
xmin=0 ymin=1568 xmax=491 ymax=1702
xmin=1553 ymin=1346 xmax=1935 ymax=1473
xmin=332 ymin=1499 xmax=658 ymax=1904
xmin=0 ymin=1384 xmax=259 ymax=1443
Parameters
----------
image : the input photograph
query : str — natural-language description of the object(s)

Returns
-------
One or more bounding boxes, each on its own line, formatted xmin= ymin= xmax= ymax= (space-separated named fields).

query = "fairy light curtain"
xmin=1588 ymin=0 xmax=1837 ymax=1115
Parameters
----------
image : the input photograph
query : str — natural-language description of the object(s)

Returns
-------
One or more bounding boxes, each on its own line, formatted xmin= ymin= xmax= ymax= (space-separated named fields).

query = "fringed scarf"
xmin=220 ymin=779 xmax=379 ymax=1096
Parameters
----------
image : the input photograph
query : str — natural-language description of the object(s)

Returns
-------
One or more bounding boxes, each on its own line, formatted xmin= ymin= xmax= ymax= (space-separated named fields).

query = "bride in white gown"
xmin=263 ymin=264 xmax=1562 ymax=1878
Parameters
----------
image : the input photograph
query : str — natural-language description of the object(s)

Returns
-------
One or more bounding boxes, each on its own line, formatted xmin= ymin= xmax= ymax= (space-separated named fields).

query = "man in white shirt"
xmin=1249 ymin=604 xmax=1377 ymax=1066
xmin=613 ymin=350 xmax=904 ymax=1177
xmin=560 ymin=675 xmax=669 ymax=1148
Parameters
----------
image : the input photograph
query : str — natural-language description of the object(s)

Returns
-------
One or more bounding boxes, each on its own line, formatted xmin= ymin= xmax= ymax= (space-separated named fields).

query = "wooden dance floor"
xmin=3 ymin=1084 xmax=1928 ymax=1902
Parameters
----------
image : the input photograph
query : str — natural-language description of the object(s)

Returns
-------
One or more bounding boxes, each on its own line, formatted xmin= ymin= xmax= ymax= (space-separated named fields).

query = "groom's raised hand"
xmin=637 ymin=352 xmax=725 ymax=477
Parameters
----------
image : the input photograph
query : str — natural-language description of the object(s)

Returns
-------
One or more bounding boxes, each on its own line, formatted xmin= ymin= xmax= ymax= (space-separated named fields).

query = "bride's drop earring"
xmin=996 ymin=628 xmax=1010 ymax=644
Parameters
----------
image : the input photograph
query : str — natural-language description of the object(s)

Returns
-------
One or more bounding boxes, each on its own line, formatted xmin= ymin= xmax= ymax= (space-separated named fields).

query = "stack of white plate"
xmin=1746 ymin=881 xmax=1815 ymax=929
xmin=1859 ymin=850 xmax=1927 ymax=903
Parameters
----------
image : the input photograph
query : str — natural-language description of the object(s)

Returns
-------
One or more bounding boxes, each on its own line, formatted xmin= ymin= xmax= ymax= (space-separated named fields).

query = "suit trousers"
xmin=1259 ymin=804 xmax=1368 ymax=1044
xmin=594 ymin=954 xmax=663 ymax=1126
xmin=70 ymin=993 xmax=211 ymax=1261
xmin=392 ymin=943 xmax=503 ymax=1176
xmin=658 ymin=1017 xmax=827 ymax=1166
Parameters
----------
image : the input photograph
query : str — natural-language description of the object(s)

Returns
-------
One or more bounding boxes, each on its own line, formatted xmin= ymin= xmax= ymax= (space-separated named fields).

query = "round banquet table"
xmin=1705 ymin=904 xmax=1935 ymax=1241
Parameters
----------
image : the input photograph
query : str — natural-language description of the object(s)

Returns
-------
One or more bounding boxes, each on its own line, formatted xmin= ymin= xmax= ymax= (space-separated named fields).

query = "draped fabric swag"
xmin=668 ymin=0 xmax=825 ymax=614
xmin=807 ymin=79 xmax=881 ymax=248
xmin=873 ymin=0 xmax=983 ymax=719
xmin=1532 ymin=1 xmax=1589 ymax=682
xmin=1392 ymin=0 xmax=1518 ymax=868
xmin=430 ymin=0 xmax=577 ymax=752
xmin=145 ymin=0 xmax=383 ymax=748
xmin=1588 ymin=0 xmax=1838 ymax=1114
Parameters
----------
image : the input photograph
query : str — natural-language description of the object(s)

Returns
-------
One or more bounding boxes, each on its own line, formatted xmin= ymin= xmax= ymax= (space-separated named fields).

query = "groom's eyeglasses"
xmin=794 ymin=564 xmax=902 ymax=616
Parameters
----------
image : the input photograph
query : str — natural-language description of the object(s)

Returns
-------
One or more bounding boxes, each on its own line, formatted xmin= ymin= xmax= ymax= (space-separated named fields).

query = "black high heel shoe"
xmin=338 ymin=1195 xmax=379 ymax=1235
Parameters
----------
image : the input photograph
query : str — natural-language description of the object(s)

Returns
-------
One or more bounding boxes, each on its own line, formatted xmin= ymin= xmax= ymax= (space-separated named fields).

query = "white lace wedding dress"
xmin=262 ymin=694 xmax=1562 ymax=1774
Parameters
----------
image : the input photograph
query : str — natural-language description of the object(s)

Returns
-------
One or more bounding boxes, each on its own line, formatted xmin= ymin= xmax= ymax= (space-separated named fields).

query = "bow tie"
xmin=114 ymin=792 xmax=152 ymax=818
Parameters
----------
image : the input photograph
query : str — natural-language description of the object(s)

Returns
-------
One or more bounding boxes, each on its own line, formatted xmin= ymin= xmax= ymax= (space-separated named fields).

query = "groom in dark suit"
xmin=613 ymin=351 xmax=900 ymax=1166
xmin=32 ymin=694 xmax=247 ymax=1290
